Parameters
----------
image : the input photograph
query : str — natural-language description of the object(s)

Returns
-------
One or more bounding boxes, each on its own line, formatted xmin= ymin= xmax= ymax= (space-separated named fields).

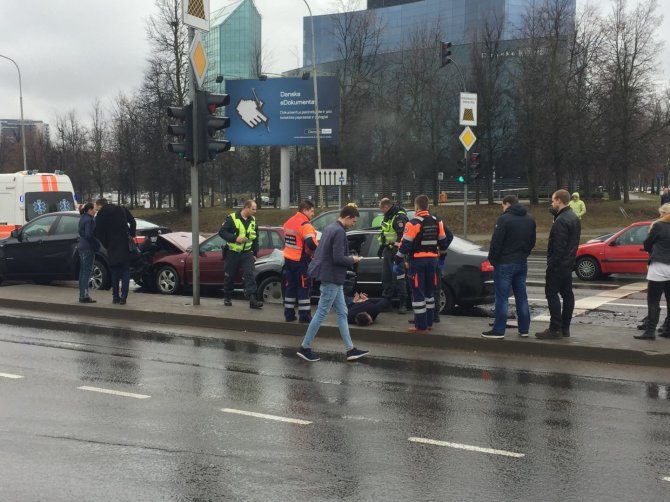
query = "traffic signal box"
xmin=167 ymin=104 xmax=194 ymax=162
xmin=440 ymin=41 xmax=452 ymax=67
xmin=457 ymin=158 xmax=467 ymax=184
xmin=469 ymin=152 xmax=481 ymax=181
xmin=195 ymin=90 xmax=231 ymax=164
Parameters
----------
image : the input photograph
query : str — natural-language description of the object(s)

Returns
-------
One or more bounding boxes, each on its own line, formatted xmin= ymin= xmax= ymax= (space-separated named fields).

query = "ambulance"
xmin=0 ymin=170 xmax=77 ymax=238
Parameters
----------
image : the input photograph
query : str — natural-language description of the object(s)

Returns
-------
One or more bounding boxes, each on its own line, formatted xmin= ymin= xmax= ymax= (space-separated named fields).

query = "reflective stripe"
xmin=298 ymin=305 xmax=311 ymax=311
xmin=298 ymin=299 xmax=311 ymax=305
xmin=284 ymin=297 xmax=297 ymax=302
xmin=396 ymin=274 xmax=406 ymax=279
xmin=412 ymin=302 xmax=425 ymax=308
xmin=413 ymin=308 xmax=427 ymax=314
xmin=422 ymin=240 xmax=438 ymax=245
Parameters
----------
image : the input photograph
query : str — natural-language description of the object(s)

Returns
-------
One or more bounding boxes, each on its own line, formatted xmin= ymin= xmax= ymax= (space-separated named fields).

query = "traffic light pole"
xmin=188 ymin=27 xmax=201 ymax=306
xmin=463 ymin=147 xmax=469 ymax=239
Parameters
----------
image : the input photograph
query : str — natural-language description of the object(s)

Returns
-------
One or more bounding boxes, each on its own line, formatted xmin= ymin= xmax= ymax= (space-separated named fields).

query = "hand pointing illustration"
xmin=236 ymin=99 xmax=269 ymax=128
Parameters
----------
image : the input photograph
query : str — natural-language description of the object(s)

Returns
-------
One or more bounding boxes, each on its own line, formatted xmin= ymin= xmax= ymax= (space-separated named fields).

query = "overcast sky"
xmin=0 ymin=0 xmax=668 ymax=132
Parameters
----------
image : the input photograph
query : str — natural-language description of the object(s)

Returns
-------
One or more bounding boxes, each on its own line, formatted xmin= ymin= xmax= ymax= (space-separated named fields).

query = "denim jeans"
xmin=493 ymin=262 xmax=530 ymax=335
xmin=301 ymin=282 xmax=353 ymax=350
xmin=78 ymin=250 xmax=95 ymax=299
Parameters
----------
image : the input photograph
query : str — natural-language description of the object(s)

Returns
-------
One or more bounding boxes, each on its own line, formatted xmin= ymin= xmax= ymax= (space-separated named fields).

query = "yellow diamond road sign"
xmin=190 ymin=32 xmax=208 ymax=89
xmin=459 ymin=126 xmax=477 ymax=151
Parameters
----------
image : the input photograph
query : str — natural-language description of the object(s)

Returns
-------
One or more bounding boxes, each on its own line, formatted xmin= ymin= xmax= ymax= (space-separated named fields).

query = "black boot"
xmin=636 ymin=316 xmax=649 ymax=330
xmin=249 ymin=294 xmax=263 ymax=309
xmin=658 ymin=316 xmax=670 ymax=338
xmin=634 ymin=306 xmax=659 ymax=340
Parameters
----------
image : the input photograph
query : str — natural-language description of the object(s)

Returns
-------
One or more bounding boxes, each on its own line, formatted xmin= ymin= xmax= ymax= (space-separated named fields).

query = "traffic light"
xmin=457 ymin=158 xmax=467 ymax=184
xmin=195 ymin=90 xmax=231 ymax=164
xmin=167 ymin=104 xmax=193 ymax=161
xmin=469 ymin=152 xmax=481 ymax=180
xmin=440 ymin=41 xmax=452 ymax=67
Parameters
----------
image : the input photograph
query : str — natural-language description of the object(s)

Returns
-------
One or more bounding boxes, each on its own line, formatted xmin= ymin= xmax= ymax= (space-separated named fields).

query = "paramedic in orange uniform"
xmin=395 ymin=194 xmax=452 ymax=333
xmin=283 ymin=200 xmax=319 ymax=322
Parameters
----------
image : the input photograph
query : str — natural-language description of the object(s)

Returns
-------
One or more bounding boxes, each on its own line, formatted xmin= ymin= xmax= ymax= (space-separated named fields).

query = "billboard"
xmin=224 ymin=76 xmax=340 ymax=147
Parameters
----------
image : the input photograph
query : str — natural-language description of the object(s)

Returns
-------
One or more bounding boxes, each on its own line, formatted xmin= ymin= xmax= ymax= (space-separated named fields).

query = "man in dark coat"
xmin=482 ymin=195 xmax=536 ymax=339
xmin=95 ymin=198 xmax=136 ymax=305
xmin=536 ymin=189 xmax=581 ymax=339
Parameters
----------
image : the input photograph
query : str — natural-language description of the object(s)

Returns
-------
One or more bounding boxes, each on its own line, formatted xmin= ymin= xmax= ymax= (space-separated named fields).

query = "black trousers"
xmin=224 ymin=250 xmax=256 ymax=298
xmin=381 ymin=247 xmax=407 ymax=301
xmin=545 ymin=268 xmax=574 ymax=331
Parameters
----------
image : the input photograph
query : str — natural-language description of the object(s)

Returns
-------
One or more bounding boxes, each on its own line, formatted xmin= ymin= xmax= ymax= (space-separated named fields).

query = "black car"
xmin=135 ymin=218 xmax=171 ymax=244
xmin=311 ymin=208 xmax=416 ymax=233
xmin=0 ymin=211 xmax=135 ymax=290
xmin=253 ymin=230 xmax=495 ymax=314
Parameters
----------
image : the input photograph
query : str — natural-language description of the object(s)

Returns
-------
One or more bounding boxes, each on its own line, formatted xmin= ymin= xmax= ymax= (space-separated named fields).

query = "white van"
xmin=0 ymin=170 xmax=77 ymax=238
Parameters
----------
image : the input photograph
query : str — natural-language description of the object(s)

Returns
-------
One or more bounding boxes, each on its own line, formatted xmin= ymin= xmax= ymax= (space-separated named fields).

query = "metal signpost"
xmin=459 ymin=93 xmax=478 ymax=239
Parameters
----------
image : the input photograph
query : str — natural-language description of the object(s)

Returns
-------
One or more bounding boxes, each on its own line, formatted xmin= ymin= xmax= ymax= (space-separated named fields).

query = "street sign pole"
xmin=463 ymin=146 xmax=468 ymax=239
xmin=188 ymin=26 xmax=200 ymax=306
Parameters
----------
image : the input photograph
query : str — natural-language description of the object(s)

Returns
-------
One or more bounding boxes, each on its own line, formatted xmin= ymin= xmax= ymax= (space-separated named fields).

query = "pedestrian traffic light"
xmin=195 ymin=90 xmax=231 ymax=164
xmin=457 ymin=158 xmax=467 ymax=184
xmin=167 ymin=104 xmax=193 ymax=161
xmin=469 ymin=152 xmax=481 ymax=180
xmin=440 ymin=41 xmax=452 ymax=67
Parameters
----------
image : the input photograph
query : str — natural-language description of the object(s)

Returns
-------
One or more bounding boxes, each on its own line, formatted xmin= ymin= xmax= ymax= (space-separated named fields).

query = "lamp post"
xmin=0 ymin=54 xmax=27 ymax=171
xmin=302 ymin=0 xmax=324 ymax=205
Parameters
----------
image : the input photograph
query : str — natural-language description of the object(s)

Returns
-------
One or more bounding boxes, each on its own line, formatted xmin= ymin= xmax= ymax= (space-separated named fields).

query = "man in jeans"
xmin=297 ymin=205 xmax=369 ymax=362
xmin=482 ymin=195 xmax=536 ymax=339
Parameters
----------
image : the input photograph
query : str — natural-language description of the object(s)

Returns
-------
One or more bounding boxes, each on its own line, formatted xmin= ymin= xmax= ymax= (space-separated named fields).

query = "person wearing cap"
xmin=568 ymin=192 xmax=586 ymax=219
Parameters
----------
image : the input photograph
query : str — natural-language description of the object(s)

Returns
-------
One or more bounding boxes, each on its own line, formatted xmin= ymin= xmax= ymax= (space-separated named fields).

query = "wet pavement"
xmin=0 ymin=323 xmax=668 ymax=501
xmin=0 ymin=282 xmax=669 ymax=368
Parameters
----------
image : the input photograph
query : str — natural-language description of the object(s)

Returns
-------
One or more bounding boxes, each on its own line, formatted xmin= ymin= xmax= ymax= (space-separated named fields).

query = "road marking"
xmin=343 ymin=415 xmax=382 ymax=423
xmin=221 ymin=408 xmax=312 ymax=425
xmin=662 ymin=476 xmax=670 ymax=482
xmin=533 ymin=281 xmax=647 ymax=321
xmin=0 ymin=372 xmax=24 ymax=379
xmin=408 ymin=437 xmax=525 ymax=458
xmin=77 ymin=386 xmax=150 ymax=399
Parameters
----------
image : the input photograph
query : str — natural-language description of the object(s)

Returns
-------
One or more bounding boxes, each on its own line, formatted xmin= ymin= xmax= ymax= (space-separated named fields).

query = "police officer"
xmin=378 ymin=198 xmax=409 ymax=314
xmin=283 ymin=200 xmax=318 ymax=322
xmin=395 ymin=194 xmax=452 ymax=333
xmin=219 ymin=199 xmax=262 ymax=309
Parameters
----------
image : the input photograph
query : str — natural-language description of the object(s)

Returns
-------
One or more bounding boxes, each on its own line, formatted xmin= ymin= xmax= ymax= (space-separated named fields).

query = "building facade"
xmin=304 ymin=0 xmax=575 ymax=66
xmin=0 ymin=119 xmax=48 ymax=145
xmin=203 ymin=0 xmax=261 ymax=88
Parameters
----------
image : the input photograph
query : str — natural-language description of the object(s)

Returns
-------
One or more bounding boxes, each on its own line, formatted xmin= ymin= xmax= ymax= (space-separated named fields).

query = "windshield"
xmin=24 ymin=192 xmax=76 ymax=222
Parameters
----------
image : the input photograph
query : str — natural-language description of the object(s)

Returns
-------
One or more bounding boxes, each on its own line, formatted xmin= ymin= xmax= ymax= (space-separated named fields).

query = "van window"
xmin=24 ymin=192 xmax=76 ymax=221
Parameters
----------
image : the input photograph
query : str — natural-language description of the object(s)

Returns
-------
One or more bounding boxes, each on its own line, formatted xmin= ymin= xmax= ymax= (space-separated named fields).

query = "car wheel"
xmin=258 ymin=275 xmax=283 ymax=304
xmin=156 ymin=265 xmax=180 ymax=295
xmin=439 ymin=282 xmax=456 ymax=315
xmin=88 ymin=260 xmax=110 ymax=290
xmin=575 ymin=256 xmax=601 ymax=281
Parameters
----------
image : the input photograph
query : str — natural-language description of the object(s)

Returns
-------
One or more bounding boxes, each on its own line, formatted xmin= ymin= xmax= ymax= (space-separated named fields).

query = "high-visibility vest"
xmin=227 ymin=213 xmax=257 ymax=252
xmin=283 ymin=211 xmax=317 ymax=261
xmin=378 ymin=209 xmax=406 ymax=246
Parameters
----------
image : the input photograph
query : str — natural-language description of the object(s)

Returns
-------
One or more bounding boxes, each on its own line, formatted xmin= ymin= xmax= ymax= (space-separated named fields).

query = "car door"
xmin=349 ymin=233 xmax=383 ymax=294
xmin=602 ymin=224 xmax=650 ymax=274
xmin=43 ymin=214 xmax=81 ymax=278
xmin=186 ymin=234 xmax=226 ymax=286
xmin=0 ymin=214 xmax=60 ymax=278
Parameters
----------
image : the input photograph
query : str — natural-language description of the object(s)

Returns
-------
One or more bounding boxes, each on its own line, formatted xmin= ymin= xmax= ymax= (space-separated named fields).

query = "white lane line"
xmin=0 ymin=372 xmax=24 ymax=379
xmin=77 ymin=386 xmax=150 ymax=399
xmin=533 ymin=281 xmax=647 ymax=321
xmin=342 ymin=415 xmax=382 ymax=423
xmin=221 ymin=408 xmax=312 ymax=425
xmin=662 ymin=476 xmax=670 ymax=482
xmin=408 ymin=437 xmax=525 ymax=458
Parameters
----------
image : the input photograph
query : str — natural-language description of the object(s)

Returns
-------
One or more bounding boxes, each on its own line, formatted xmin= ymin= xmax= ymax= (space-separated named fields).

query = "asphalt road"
xmin=1 ymin=324 xmax=668 ymax=501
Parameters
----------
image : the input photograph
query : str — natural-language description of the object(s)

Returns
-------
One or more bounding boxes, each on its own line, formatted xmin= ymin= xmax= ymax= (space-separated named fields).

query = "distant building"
xmin=304 ymin=0 xmax=576 ymax=66
xmin=203 ymin=0 xmax=262 ymax=89
xmin=0 ymin=119 xmax=48 ymax=144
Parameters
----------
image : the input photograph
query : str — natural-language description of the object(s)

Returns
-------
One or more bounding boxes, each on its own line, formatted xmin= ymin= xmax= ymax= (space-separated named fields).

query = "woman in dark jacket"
xmin=635 ymin=203 xmax=670 ymax=340
xmin=78 ymin=202 xmax=100 ymax=303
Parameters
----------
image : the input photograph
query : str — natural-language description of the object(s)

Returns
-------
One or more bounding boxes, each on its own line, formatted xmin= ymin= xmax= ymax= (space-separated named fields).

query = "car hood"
xmin=159 ymin=232 xmax=205 ymax=252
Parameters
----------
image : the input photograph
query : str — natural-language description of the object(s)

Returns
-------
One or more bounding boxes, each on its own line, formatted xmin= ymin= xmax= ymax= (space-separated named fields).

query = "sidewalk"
xmin=0 ymin=283 xmax=668 ymax=368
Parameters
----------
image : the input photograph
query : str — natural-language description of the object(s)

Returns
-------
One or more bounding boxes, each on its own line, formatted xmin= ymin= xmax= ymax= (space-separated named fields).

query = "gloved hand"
xmin=392 ymin=263 xmax=401 ymax=276
xmin=377 ymin=245 xmax=384 ymax=258
xmin=437 ymin=259 xmax=445 ymax=270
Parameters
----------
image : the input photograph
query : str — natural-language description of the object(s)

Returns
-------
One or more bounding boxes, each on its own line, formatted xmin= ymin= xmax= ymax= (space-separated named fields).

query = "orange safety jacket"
xmin=283 ymin=211 xmax=318 ymax=262
xmin=396 ymin=210 xmax=449 ymax=260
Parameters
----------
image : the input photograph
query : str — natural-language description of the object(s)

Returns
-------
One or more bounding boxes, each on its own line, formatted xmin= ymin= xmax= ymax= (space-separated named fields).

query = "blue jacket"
xmin=78 ymin=212 xmax=100 ymax=253
xmin=307 ymin=221 xmax=355 ymax=285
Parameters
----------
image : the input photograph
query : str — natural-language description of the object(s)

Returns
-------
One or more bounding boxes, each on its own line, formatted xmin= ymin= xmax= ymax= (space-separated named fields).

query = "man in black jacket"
xmin=536 ymin=189 xmax=581 ymax=339
xmin=482 ymin=195 xmax=536 ymax=339
xmin=94 ymin=198 xmax=136 ymax=305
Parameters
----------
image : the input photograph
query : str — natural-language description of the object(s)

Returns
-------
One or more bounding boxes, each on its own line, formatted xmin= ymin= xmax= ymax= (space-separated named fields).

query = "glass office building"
xmin=204 ymin=0 xmax=261 ymax=88
xmin=304 ymin=0 xmax=575 ymax=66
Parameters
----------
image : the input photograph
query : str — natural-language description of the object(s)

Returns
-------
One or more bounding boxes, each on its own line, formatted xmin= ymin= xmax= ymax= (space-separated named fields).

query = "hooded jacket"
xmin=487 ymin=203 xmax=536 ymax=266
xmin=568 ymin=192 xmax=586 ymax=219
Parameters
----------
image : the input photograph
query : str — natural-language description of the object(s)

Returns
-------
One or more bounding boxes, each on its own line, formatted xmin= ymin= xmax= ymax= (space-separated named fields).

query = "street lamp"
xmin=302 ymin=0 xmax=322 ymax=177
xmin=0 ymin=54 xmax=27 ymax=171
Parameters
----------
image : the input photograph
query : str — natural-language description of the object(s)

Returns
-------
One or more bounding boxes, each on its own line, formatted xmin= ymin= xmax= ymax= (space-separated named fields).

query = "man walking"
xmin=568 ymin=192 xmax=586 ymax=220
xmin=536 ymin=189 xmax=581 ymax=339
xmin=219 ymin=199 xmax=263 ymax=309
xmin=378 ymin=198 xmax=409 ymax=313
xmin=481 ymin=195 xmax=536 ymax=339
xmin=297 ymin=205 xmax=369 ymax=362
xmin=395 ymin=195 xmax=452 ymax=334
xmin=94 ymin=198 xmax=136 ymax=305
xmin=282 ymin=200 xmax=318 ymax=322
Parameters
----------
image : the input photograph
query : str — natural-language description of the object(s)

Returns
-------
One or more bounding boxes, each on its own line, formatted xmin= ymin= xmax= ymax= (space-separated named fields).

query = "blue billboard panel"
xmin=225 ymin=76 xmax=340 ymax=146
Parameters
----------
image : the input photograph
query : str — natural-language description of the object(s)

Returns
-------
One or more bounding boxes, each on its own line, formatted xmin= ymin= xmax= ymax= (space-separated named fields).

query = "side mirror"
xmin=10 ymin=229 xmax=20 ymax=241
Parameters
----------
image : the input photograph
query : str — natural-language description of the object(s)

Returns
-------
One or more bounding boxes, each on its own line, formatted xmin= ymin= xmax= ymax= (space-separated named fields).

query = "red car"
xmin=140 ymin=226 xmax=285 ymax=294
xmin=575 ymin=221 xmax=651 ymax=280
